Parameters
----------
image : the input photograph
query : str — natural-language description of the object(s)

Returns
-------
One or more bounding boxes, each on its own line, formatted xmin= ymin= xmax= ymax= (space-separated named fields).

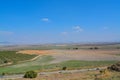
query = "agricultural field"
xmin=0 ymin=56 xmax=117 ymax=74
xmin=0 ymin=51 xmax=37 ymax=65
xmin=0 ymin=46 xmax=120 ymax=74
xmin=18 ymin=49 xmax=120 ymax=62
xmin=1 ymin=43 xmax=120 ymax=51
xmin=0 ymin=44 xmax=120 ymax=80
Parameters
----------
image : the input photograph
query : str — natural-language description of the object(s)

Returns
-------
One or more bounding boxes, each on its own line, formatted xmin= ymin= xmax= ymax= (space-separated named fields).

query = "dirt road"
xmin=0 ymin=67 xmax=106 ymax=80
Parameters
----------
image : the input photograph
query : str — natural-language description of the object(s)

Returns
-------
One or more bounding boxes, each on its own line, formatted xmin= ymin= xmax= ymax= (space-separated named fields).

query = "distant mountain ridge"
xmin=0 ymin=41 xmax=13 ymax=45
xmin=0 ymin=41 xmax=120 ymax=46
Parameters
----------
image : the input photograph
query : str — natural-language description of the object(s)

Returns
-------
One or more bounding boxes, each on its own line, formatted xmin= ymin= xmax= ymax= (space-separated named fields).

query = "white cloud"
xmin=41 ymin=18 xmax=49 ymax=22
xmin=0 ymin=31 xmax=14 ymax=35
xmin=73 ymin=26 xmax=83 ymax=32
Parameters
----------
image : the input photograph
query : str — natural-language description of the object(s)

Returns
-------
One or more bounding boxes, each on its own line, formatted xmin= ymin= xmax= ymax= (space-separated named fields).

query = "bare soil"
xmin=17 ymin=49 xmax=120 ymax=63
xmin=16 ymin=71 xmax=99 ymax=80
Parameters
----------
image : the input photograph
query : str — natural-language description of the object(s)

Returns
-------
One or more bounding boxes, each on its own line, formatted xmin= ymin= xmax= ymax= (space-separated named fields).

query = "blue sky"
xmin=0 ymin=0 xmax=120 ymax=44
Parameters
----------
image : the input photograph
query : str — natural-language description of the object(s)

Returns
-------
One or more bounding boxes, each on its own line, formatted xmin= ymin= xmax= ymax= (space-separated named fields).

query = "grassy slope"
xmin=0 ymin=55 xmax=54 ymax=74
xmin=0 ymin=51 xmax=37 ymax=64
xmin=43 ymin=60 xmax=118 ymax=71
xmin=0 ymin=56 xmax=118 ymax=74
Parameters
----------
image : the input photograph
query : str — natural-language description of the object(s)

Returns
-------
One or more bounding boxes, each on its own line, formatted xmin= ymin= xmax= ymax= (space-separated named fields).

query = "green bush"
xmin=4 ymin=60 xmax=9 ymax=63
xmin=108 ymin=62 xmax=120 ymax=72
xmin=94 ymin=47 xmax=99 ymax=50
xmin=62 ymin=66 xmax=67 ymax=70
xmin=24 ymin=71 xmax=37 ymax=78
xmin=2 ymin=72 xmax=5 ymax=76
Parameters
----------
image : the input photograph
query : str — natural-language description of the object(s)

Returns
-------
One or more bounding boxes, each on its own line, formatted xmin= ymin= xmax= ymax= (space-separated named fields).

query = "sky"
xmin=0 ymin=0 xmax=120 ymax=44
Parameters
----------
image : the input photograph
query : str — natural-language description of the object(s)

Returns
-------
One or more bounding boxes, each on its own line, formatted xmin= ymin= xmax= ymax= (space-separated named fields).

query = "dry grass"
xmin=16 ymin=70 xmax=120 ymax=80
xmin=16 ymin=71 xmax=98 ymax=80
xmin=17 ymin=49 xmax=120 ymax=63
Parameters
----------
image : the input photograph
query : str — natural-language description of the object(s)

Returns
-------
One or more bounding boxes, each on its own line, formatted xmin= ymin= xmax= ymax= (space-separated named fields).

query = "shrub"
xmin=117 ymin=47 xmax=120 ymax=49
xmin=4 ymin=60 xmax=8 ymax=63
xmin=73 ymin=48 xmax=78 ymax=50
xmin=90 ymin=47 xmax=93 ymax=50
xmin=108 ymin=62 xmax=120 ymax=72
xmin=95 ymin=69 xmax=111 ymax=80
xmin=94 ymin=47 xmax=99 ymax=50
xmin=2 ymin=72 xmax=5 ymax=76
xmin=24 ymin=71 xmax=37 ymax=78
xmin=62 ymin=66 xmax=67 ymax=70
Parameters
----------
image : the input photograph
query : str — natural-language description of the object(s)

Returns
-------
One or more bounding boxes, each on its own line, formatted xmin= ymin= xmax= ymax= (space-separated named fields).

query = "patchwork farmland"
xmin=0 ymin=44 xmax=120 ymax=80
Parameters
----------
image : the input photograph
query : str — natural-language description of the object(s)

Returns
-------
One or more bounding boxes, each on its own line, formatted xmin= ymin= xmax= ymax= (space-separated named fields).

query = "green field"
xmin=0 ymin=51 xmax=37 ymax=65
xmin=0 ymin=55 xmax=117 ymax=74
xmin=47 ymin=60 xmax=118 ymax=69
xmin=0 ymin=50 xmax=119 ymax=75
xmin=0 ymin=55 xmax=54 ymax=74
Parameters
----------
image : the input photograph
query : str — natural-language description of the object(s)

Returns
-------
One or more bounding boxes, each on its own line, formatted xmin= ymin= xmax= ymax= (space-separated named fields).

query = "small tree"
xmin=73 ymin=48 xmax=78 ymax=50
xmin=2 ymin=72 xmax=5 ymax=76
xmin=24 ymin=71 xmax=37 ymax=78
xmin=94 ymin=47 xmax=99 ymax=50
xmin=90 ymin=47 xmax=93 ymax=50
xmin=62 ymin=66 xmax=67 ymax=70
xmin=117 ymin=47 xmax=120 ymax=49
xmin=4 ymin=60 xmax=8 ymax=63
xmin=108 ymin=62 xmax=120 ymax=72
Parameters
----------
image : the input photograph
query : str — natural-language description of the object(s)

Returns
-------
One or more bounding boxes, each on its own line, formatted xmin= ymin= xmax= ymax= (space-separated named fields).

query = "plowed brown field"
xmin=17 ymin=50 xmax=55 ymax=55
xmin=17 ymin=49 xmax=120 ymax=63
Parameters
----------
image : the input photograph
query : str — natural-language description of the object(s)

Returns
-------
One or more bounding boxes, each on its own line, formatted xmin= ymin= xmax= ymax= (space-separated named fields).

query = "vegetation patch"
xmin=108 ymin=62 xmax=120 ymax=72
xmin=0 ymin=50 xmax=118 ymax=74
xmin=95 ymin=69 xmax=120 ymax=80
xmin=0 ymin=51 xmax=37 ymax=65
xmin=0 ymin=59 xmax=117 ymax=74
xmin=43 ymin=60 xmax=118 ymax=71
xmin=24 ymin=71 xmax=37 ymax=78
xmin=0 ymin=55 xmax=54 ymax=74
